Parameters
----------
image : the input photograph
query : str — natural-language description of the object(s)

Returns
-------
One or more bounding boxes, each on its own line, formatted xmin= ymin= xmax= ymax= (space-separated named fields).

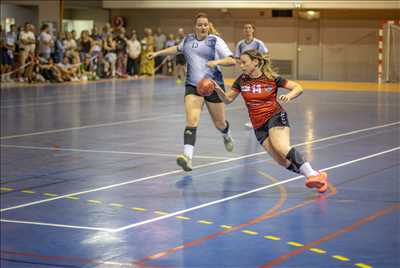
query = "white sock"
xmin=184 ymin=144 xmax=194 ymax=159
xmin=299 ymin=162 xmax=319 ymax=177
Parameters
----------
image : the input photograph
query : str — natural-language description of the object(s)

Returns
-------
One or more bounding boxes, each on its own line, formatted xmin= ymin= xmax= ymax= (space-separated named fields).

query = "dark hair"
xmin=244 ymin=23 xmax=255 ymax=30
xmin=194 ymin=12 xmax=208 ymax=24
xmin=241 ymin=49 xmax=276 ymax=79
xmin=41 ymin=24 xmax=49 ymax=31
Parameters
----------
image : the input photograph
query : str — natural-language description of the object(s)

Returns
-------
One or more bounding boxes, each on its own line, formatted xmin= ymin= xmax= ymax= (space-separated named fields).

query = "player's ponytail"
xmin=209 ymin=22 xmax=220 ymax=36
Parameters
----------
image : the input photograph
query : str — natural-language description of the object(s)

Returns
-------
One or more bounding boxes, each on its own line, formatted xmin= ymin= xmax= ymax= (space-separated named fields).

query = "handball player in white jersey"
xmin=147 ymin=13 xmax=236 ymax=172
xmin=235 ymin=23 xmax=269 ymax=129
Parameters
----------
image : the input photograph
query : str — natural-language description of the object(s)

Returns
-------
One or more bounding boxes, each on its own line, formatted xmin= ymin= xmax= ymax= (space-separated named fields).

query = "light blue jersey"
xmin=234 ymin=38 xmax=268 ymax=58
xmin=177 ymin=33 xmax=233 ymax=86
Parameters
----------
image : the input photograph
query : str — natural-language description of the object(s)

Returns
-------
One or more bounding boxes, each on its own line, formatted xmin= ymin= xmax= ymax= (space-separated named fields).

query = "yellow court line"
xmin=242 ymin=230 xmax=258 ymax=235
xmin=287 ymin=241 xmax=304 ymax=247
xmin=264 ymin=235 xmax=281 ymax=241
xmin=310 ymin=248 xmax=327 ymax=254
xmin=131 ymin=207 xmax=146 ymax=211
xmin=332 ymin=255 xmax=350 ymax=261
xmin=154 ymin=211 xmax=169 ymax=215
xmin=0 ymin=187 xmax=14 ymax=191
xmin=176 ymin=216 xmax=191 ymax=220
xmin=197 ymin=220 xmax=213 ymax=225
xmin=355 ymin=263 xmax=373 ymax=268
xmin=21 ymin=190 xmax=35 ymax=194
xmin=110 ymin=203 xmax=124 ymax=208
xmin=87 ymin=199 xmax=102 ymax=204
xmin=65 ymin=196 xmax=80 ymax=200
xmin=43 ymin=193 xmax=58 ymax=197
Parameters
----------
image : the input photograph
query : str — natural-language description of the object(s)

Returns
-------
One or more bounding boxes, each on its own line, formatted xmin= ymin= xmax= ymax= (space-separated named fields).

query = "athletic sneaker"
xmin=223 ymin=135 xmax=234 ymax=152
xmin=305 ymin=171 xmax=328 ymax=193
xmin=244 ymin=121 xmax=253 ymax=129
xmin=176 ymin=154 xmax=192 ymax=172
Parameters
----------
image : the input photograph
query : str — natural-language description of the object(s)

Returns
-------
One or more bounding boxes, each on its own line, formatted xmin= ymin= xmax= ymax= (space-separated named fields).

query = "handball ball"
xmin=197 ymin=78 xmax=215 ymax=96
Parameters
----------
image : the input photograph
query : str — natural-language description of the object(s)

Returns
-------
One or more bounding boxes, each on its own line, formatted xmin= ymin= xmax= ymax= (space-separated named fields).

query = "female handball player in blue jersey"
xmin=148 ymin=13 xmax=236 ymax=172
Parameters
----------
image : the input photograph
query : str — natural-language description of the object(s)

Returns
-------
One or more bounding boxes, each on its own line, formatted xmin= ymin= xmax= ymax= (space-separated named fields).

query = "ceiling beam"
xmin=103 ymin=1 xmax=400 ymax=10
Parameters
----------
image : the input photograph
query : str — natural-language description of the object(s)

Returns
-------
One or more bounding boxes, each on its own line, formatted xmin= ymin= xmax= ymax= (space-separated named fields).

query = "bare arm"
xmin=207 ymin=56 xmax=236 ymax=68
xmin=147 ymin=45 xmax=178 ymax=59
xmin=278 ymin=80 xmax=303 ymax=103
xmin=213 ymin=82 xmax=240 ymax=104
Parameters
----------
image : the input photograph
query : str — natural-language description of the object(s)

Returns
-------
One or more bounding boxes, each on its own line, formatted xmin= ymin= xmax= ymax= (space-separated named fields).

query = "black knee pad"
xmin=286 ymin=147 xmax=305 ymax=170
xmin=184 ymin=126 xmax=197 ymax=146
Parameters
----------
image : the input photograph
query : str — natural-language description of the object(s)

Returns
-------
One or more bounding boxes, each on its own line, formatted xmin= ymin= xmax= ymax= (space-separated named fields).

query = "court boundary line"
xmin=113 ymin=146 xmax=399 ymax=232
xmin=0 ymin=105 xmax=243 ymax=140
xmin=1 ymin=121 xmax=398 ymax=214
xmin=0 ymin=145 xmax=232 ymax=160
xmin=1 ymin=146 xmax=398 ymax=232
xmin=0 ymin=219 xmax=113 ymax=232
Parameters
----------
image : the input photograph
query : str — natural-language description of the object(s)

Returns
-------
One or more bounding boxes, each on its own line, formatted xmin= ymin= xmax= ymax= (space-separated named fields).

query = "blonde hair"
xmin=209 ymin=22 xmax=220 ymax=36
xmin=242 ymin=49 xmax=276 ymax=80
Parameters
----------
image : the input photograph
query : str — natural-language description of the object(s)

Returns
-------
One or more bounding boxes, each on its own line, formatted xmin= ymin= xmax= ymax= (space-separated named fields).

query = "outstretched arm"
xmin=278 ymin=80 xmax=303 ymax=103
xmin=147 ymin=46 xmax=178 ymax=60
xmin=207 ymin=56 xmax=236 ymax=68
xmin=213 ymin=82 xmax=240 ymax=104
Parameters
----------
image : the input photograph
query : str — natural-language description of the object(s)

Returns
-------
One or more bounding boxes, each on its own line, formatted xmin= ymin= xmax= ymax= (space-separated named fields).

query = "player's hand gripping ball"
xmin=196 ymin=78 xmax=215 ymax=96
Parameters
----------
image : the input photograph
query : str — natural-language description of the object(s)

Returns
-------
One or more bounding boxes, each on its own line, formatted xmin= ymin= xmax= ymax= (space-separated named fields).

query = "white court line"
xmin=2 ymin=146 xmax=397 ymax=232
xmin=0 ymin=145 xmax=231 ymax=160
xmin=0 ymin=219 xmax=113 ymax=232
xmin=0 ymin=114 xmax=182 ymax=140
xmin=113 ymin=147 xmax=400 ymax=232
xmin=0 ymin=105 xmax=243 ymax=140
xmin=0 ymin=121 xmax=398 ymax=214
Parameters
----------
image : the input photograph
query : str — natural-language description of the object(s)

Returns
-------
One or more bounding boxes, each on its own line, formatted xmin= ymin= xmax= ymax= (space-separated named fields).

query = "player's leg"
xmin=176 ymin=89 xmax=204 ymax=171
xmin=206 ymin=97 xmax=234 ymax=152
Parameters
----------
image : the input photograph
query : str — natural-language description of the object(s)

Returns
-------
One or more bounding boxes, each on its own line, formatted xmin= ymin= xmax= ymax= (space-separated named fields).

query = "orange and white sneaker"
xmin=305 ymin=171 xmax=328 ymax=193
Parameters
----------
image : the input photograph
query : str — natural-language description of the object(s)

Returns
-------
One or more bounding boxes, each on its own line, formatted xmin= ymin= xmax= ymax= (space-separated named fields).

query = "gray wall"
xmin=0 ymin=4 xmax=38 ymax=29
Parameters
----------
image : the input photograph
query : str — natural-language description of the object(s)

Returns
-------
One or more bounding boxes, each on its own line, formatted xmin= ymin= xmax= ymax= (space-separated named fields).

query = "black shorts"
xmin=185 ymin=84 xmax=225 ymax=103
xmin=176 ymin=54 xmax=186 ymax=65
xmin=254 ymin=111 xmax=290 ymax=145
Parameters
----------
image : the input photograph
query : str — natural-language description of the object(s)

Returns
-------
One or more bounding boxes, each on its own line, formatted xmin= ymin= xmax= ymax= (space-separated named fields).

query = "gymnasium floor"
xmin=1 ymin=78 xmax=399 ymax=268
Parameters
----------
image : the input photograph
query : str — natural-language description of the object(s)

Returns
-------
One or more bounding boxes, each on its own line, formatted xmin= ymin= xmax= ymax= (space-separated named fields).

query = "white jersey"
xmin=234 ymin=38 xmax=268 ymax=58
xmin=177 ymin=33 xmax=233 ymax=86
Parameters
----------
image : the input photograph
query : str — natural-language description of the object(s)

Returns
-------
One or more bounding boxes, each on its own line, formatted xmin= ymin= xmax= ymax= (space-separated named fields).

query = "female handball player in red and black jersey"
xmin=213 ymin=49 xmax=328 ymax=193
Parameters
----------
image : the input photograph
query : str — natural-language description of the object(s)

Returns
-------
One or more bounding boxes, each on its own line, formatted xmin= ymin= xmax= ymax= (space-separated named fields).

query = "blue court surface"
xmin=1 ymin=78 xmax=399 ymax=268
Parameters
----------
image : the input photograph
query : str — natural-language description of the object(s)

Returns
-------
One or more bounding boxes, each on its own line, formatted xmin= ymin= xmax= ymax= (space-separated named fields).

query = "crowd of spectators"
xmin=0 ymin=22 xmax=186 ymax=84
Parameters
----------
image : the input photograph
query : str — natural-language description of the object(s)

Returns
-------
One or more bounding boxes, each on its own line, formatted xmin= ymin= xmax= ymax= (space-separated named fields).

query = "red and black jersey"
xmin=232 ymin=74 xmax=288 ymax=129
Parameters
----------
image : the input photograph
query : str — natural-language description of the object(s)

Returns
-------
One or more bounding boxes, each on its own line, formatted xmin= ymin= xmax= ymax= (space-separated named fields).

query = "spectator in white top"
xmin=39 ymin=24 xmax=53 ymax=60
xmin=64 ymin=31 xmax=77 ymax=59
xmin=126 ymin=31 xmax=141 ymax=78
xmin=18 ymin=23 xmax=36 ymax=80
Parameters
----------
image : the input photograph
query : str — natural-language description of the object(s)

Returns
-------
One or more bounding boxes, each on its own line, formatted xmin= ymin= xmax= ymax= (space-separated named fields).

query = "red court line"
xmin=136 ymin=185 xmax=337 ymax=265
xmin=260 ymin=203 xmax=400 ymax=268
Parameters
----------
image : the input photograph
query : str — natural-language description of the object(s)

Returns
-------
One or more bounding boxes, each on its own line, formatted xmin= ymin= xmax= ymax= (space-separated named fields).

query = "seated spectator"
xmin=79 ymin=54 xmax=97 ymax=81
xmin=40 ymin=57 xmax=63 ymax=83
xmin=56 ymin=55 xmax=78 ymax=81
